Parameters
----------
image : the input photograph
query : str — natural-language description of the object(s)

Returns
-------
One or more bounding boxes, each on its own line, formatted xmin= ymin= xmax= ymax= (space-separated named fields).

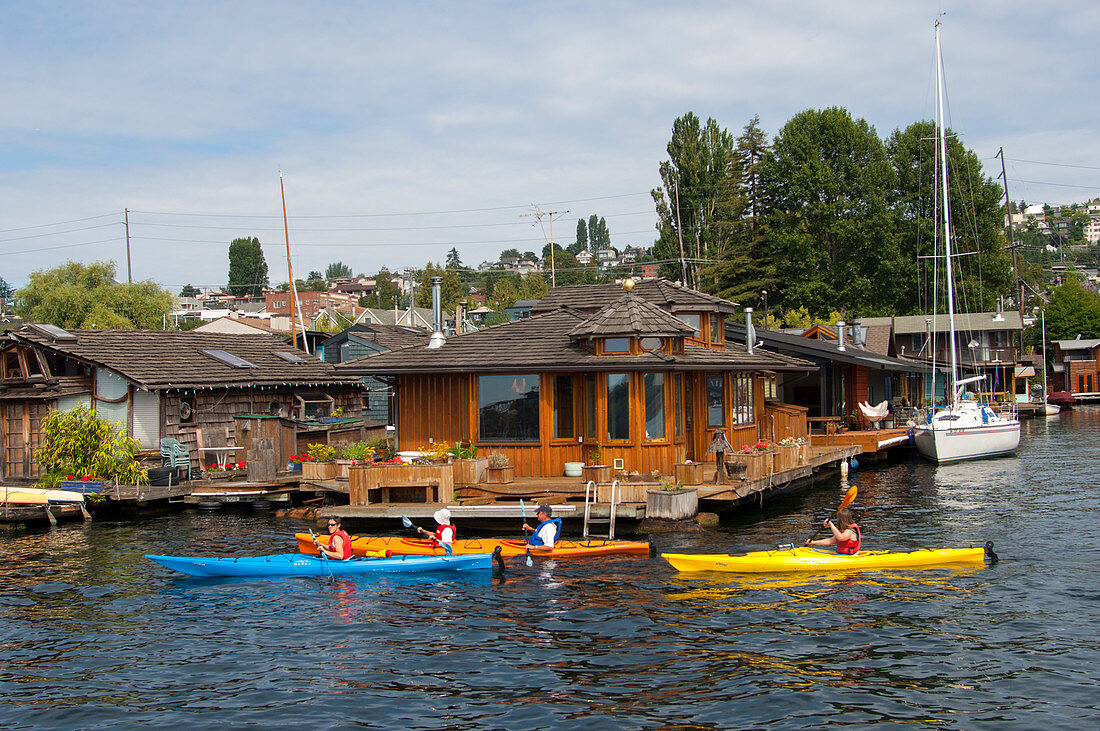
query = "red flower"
xmin=66 ymin=474 xmax=74 ymax=480
xmin=236 ymin=461 xmax=246 ymax=469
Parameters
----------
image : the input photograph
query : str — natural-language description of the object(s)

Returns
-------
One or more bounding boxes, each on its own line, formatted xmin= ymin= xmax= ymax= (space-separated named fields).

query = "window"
xmin=606 ymin=373 xmax=630 ymax=441
xmin=640 ymin=337 xmax=663 ymax=352
xmin=710 ymin=314 xmax=722 ymax=344
xmin=552 ymin=375 xmax=574 ymax=439
xmin=673 ymin=373 xmax=683 ymax=438
xmin=731 ymin=374 xmax=754 ymax=425
xmin=678 ymin=314 xmax=701 ymax=337
xmin=643 ymin=373 xmax=665 ymax=440
xmin=706 ymin=374 xmax=725 ymax=427
xmin=584 ymin=374 xmax=597 ymax=439
xmin=478 ymin=374 xmax=540 ymax=442
xmin=201 ymin=349 xmax=257 ymax=368
xmin=603 ymin=337 xmax=630 ymax=354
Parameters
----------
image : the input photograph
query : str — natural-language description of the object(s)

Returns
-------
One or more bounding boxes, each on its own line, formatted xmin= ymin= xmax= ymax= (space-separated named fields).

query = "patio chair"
xmin=160 ymin=438 xmax=192 ymax=479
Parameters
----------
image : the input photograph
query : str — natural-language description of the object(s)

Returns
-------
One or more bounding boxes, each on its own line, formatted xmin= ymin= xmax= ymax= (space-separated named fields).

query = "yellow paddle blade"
xmin=838 ymin=484 xmax=857 ymax=510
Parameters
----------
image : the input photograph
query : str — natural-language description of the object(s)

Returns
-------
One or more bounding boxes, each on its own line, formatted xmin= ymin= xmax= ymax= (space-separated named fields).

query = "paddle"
xmin=402 ymin=515 xmax=452 ymax=555
xmin=309 ymin=529 xmax=334 ymax=581
xmin=520 ymin=499 xmax=533 ymax=567
xmin=806 ymin=484 xmax=858 ymax=545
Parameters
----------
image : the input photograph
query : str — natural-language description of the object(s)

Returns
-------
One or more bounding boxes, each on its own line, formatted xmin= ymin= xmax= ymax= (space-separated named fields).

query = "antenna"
xmin=521 ymin=205 xmax=569 ymax=288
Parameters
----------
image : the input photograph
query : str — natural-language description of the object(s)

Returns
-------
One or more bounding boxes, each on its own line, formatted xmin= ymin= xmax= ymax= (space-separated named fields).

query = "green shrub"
xmin=340 ymin=442 xmax=370 ymax=461
xmin=36 ymin=406 xmax=147 ymax=488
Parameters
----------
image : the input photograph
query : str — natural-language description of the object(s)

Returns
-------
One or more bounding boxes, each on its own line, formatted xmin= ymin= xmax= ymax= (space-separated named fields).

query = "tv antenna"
xmin=521 ymin=205 xmax=569 ymax=288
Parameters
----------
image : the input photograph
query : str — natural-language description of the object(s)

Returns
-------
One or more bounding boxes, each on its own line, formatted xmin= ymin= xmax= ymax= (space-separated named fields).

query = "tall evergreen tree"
xmin=370 ymin=268 xmax=400 ymax=309
xmin=446 ymin=247 xmax=463 ymax=269
xmin=325 ymin=261 xmax=352 ymax=280
xmin=569 ymin=218 xmax=588 ymax=255
xmin=226 ymin=236 xmax=269 ymax=297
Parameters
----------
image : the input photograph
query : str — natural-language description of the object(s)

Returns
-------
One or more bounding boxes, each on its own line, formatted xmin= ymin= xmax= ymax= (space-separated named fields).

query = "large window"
xmin=731 ymin=374 xmax=754 ymax=425
xmin=678 ymin=313 xmax=701 ymax=338
xmin=584 ymin=374 xmax=597 ymax=439
xmin=644 ymin=373 xmax=666 ymax=440
xmin=479 ymin=374 xmax=540 ymax=442
xmin=706 ymin=373 xmax=725 ymax=427
xmin=603 ymin=337 xmax=630 ymax=353
xmin=553 ymin=375 xmax=574 ymax=439
xmin=607 ymin=373 xmax=631 ymax=441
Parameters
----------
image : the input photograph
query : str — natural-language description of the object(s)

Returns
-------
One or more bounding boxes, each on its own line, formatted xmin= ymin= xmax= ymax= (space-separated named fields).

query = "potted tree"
xmin=583 ymin=441 xmax=612 ymax=483
xmin=486 ymin=452 xmax=514 ymax=484
xmin=36 ymin=406 xmax=147 ymax=495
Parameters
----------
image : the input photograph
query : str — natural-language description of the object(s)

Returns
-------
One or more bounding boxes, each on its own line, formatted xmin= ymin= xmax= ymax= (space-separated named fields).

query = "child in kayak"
xmin=806 ymin=508 xmax=861 ymax=555
xmin=417 ymin=508 xmax=456 ymax=554
xmin=522 ymin=504 xmax=561 ymax=550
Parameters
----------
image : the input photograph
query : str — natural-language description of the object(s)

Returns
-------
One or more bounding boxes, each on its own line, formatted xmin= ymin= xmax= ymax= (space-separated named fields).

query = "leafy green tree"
xmin=521 ymin=251 xmax=539 ymax=262
xmin=226 ymin=237 xmax=268 ymax=296
xmin=761 ymin=107 xmax=898 ymax=318
xmin=179 ymin=283 xmax=200 ymax=297
xmin=16 ymin=260 xmax=173 ymax=329
xmin=446 ymin=248 xmax=463 ymax=269
xmin=1040 ymin=277 xmax=1100 ymax=343
xmin=325 ymin=261 xmax=352 ymax=280
xmin=36 ymin=405 xmax=146 ymax=488
xmin=587 ymin=215 xmax=610 ymax=251
xmin=500 ymin=248 xmax=521 ymax=260
xmin=302 ymin=271 xmax=326 ymax=291
xmin=369 ymin=268 xmax=401 ymax=309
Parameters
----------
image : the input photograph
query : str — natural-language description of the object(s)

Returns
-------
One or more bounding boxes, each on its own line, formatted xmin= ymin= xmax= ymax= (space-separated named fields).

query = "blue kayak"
xmin=146 ymin=551 xmax=493 ymax=578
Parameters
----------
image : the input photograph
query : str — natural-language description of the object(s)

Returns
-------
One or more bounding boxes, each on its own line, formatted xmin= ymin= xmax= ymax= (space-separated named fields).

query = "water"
xmin=3 ymin=411 xmax=1099 ymax=729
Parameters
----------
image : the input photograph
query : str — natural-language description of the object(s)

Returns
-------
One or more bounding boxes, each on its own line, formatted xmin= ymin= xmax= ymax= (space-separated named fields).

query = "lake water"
xmin=2 ymin=410 xmax=1099 ymax=729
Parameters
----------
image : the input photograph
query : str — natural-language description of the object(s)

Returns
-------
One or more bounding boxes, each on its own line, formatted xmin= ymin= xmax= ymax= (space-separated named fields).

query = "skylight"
xmin=275 ymin=351 xmax=308 ymax=363
xmin=201 ymin=349 xmax=257 ymax=368
xmin=29 ymin=323 xmax=77 ymax=342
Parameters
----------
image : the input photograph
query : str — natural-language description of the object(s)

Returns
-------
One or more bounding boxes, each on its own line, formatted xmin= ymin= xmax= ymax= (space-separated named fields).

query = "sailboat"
xmin=913 ymin=22 xmax=1021 ymax=463
xmin=1039 ymin=310 xmax=1060 ymax=416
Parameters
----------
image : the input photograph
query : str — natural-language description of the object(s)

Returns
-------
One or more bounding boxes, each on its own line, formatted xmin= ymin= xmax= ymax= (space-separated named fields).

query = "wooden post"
xmin=247 ymin=437 xmax=277 ymax=483
xmin=713 ymin=450 xmax=727 ymax=484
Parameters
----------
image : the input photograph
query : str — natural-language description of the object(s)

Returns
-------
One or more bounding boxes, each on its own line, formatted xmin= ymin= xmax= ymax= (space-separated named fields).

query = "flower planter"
xmin=646 ymin=488 xmax=698 ymax=520
xmin=347 ymin=464 xmax=454 ymax=505
xmin=582 ymin=465 xmax=613 ymax=483
xmin=674 ymin=462 xmax=705 ymax=485
xmin=336 ymin=459 xmax=355 ymax=480
xmin=452 ymin=457 xmax=488 ymax=485
xmin=727 ymin=452 xmax=771 ymax=482
xmin=774 ymin=444 xmax=800 ymax=472
xmin=286 ymin=462 xmax=303 ymax=473
xmin=486 ymin=465 xmax=514 ymax=484
xmin=302 ymin=461 xmax=338 ymax=481
xmin=59 ymin=480 xmax=108 ymax=494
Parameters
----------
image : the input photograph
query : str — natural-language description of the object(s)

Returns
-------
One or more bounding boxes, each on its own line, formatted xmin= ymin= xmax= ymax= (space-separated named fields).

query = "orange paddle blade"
xmin=838 ymin=484 xmax=857 ymax=510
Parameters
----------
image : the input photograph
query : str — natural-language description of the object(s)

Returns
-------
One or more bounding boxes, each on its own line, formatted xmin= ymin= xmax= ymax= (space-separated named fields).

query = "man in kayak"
xmin=522 ymin=504 xmax=561 ymax=550
xmin=315 ymin=517 xmax=353 ymax=560
xmin=417 ymin=508 xmax=456 ymax=554
xmin=806 ymin=508 xmax=861 ymax=555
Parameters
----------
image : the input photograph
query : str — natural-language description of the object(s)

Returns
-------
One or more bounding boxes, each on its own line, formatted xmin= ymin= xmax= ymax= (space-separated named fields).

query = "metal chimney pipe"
xmin=837 ymin=320 xmax=846 ymax=351
xmin=428 ymin=276 xmax=446 ymax=349
xmin=745 ymin=307 xmax=754 ymax=355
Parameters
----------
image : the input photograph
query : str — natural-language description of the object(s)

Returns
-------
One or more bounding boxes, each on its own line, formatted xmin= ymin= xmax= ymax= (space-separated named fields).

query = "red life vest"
xmin=329 ymin=529 xmax=353 ymax=560
xmin=433 ymin=524 xmax=457 ymax=544
xmin=836 ymin=524 xmax=861 ymax=555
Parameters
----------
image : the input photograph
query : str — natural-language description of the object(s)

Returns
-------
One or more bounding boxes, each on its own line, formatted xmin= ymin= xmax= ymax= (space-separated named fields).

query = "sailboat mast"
xmin=1042 ymin=309 xmax=1049 ymax=398
xmin=935 ymin=21 xmax=960 ymax=403
xmin=279 ymin=170 xmax=298 ymax=350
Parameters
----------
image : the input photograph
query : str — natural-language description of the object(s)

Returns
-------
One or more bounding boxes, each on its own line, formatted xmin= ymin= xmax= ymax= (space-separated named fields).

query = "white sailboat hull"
xmin=910 ymin=404 xmax=1020 ymax=461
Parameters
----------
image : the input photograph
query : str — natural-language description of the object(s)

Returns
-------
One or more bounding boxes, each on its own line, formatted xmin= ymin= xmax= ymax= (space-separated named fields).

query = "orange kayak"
xmin=295 ymin=533 xmax=650 ymax=559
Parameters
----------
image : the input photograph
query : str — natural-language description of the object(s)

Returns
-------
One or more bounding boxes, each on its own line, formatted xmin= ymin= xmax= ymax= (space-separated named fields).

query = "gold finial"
xmin=623 ymin=278 xmax=635 ymax=292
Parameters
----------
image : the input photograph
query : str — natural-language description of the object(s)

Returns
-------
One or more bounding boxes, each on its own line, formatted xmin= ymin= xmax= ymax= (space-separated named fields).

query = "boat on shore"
xmin=662 ymin=543 xmax=995 ymax=573
xmin=1048 ymin=391 xmax=1075 ymax=409
xmin=297 ymin=532 xmax=651 ymax=559
xmin=146 ymin=550 xmax=497 ymax=578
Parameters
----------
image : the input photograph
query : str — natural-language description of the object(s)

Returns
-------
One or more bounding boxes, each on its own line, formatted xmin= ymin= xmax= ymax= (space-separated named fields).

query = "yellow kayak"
xmin=1 ymin=490 xmax=49 ymax=506
xmin=662 ymin=543 xmax=994 ymax=573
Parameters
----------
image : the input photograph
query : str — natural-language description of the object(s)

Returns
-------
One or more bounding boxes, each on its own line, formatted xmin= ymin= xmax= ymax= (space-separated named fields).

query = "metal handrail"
xmin=582 ymin=479 xmax=620 ymax=540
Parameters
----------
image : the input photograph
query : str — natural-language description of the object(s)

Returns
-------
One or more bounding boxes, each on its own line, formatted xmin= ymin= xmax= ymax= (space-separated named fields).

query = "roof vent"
xmin=837 ymin=321 xmax=846 ymax=352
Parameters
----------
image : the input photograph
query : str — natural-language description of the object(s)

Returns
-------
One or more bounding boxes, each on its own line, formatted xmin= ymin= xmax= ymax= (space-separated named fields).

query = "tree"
xmin=761 ymin=107 xmax=898 ymax=318
xmin=226 ymin=237 xmax=268 ymax=296
xmin=1040 ymin=276 xmax=1100 ymax=343
xmin=325 ymin=261 xmax=352 ymax=280
xmin=16 ymin=260 xmax=173 ymax=330
xmin=303 ymin=271 xmax=326 ymax=291
xmin=413 ymin=263 xmax=466 ymax=313
xmin=179 ymin=283 xmax=200 ymax=297
xmin=446 ymin=248 xmax=463 ymax=269
xmin=370 ymin=268 xmax=401 ymax=309
xmin=500 ymin=248 xmax=522 ymax=260
xmin=571 ymin=218 xmax=588 ymax=255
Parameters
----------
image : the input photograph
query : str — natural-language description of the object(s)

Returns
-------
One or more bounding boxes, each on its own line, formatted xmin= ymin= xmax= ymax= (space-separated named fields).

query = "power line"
xmin=0 ymin=212 xmax=118 ymax=235
xmin=1005 ymin=157 xmax=1100 ymax=172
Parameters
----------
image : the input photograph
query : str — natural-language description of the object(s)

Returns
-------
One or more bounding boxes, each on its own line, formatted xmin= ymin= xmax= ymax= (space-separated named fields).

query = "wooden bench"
xmin=366 ymin=481 xmax=441 ymax=504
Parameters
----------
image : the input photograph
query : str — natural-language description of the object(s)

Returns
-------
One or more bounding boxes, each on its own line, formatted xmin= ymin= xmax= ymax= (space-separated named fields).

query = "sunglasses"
xmin=327 ymin=523 xmax=338 ymax=527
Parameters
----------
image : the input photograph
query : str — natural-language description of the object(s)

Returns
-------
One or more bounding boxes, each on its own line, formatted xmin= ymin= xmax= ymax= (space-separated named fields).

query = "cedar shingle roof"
xmin=7 ymin=326 xmax=358 ymax=390
xmin=532 ymin=279 xmax=741 ymax=315
xmin=338 ymin=309 xmax=814 ymax=376
xmin=567 ymin=293 xmax=695 ymax=339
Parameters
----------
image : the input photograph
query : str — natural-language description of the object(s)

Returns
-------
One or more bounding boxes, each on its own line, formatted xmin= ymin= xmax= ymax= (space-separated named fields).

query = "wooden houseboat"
xmin=338 ymin=279 xmax=816 ymax=478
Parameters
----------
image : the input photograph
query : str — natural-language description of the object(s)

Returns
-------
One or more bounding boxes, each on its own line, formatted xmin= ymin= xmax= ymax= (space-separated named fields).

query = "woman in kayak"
xmin=806 ymin=508 xmax=861 ymax=555
xmin=417 ymin=508 xmax=456 ymax=552
xmin=315 ymin=517 xmax=353 ymax=560
xmin=522 ymin=504 xmax=561 ymax=550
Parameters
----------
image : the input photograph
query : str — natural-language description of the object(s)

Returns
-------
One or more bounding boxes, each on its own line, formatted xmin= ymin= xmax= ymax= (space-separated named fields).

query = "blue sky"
xmin=2 ymin=1 xmax=1098 ymax=291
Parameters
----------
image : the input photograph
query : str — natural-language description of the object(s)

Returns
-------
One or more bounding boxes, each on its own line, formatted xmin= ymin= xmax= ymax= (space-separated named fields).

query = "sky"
xmin=2 ymin=1 xmax=1098 ymax=292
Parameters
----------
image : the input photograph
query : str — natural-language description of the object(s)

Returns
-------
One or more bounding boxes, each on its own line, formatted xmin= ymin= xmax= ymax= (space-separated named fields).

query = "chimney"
xmin=427 ymin=276 xmax=446 ymax=349
xmin=456 ymin=299 xmax=467 ymax=334
xmin=745 ymin=307 xmax=755 ymax=355
xmin=837 ymin=320 xmax=846 ymax=351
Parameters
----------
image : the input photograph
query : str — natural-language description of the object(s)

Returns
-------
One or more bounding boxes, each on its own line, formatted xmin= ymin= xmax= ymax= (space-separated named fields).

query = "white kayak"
xmin=15 ymin=487 xmax=86 ymax=503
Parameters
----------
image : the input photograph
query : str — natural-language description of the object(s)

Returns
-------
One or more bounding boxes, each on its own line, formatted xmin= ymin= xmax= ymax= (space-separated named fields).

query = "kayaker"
xmin=522 ymin=504 xmax=561 ymax=550
xmin=417 ymin=508 xmax=456 ymax=550
xmin=315 ymin=517 xmax=353 ymax=560
xmin=806 ymin=508 xmax=861 ymax=555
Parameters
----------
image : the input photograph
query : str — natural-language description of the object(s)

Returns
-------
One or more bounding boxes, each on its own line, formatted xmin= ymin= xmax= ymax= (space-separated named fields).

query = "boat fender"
xmin=850 ymin=458 xmax=859 ymax=471
xmin=984 ymin=540 xmax=998 ymax=564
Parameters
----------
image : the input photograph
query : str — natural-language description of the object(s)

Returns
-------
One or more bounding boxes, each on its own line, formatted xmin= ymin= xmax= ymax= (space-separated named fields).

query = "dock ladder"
xmin=582 ymin=479 xmax=620 ymax=540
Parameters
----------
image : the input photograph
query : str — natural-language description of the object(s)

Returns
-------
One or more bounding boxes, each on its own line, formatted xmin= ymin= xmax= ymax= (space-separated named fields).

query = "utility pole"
xmin=521 ymin=205 xmax=569 ymax=288
xmin=124 ymin=208 xmax=132 ymax=284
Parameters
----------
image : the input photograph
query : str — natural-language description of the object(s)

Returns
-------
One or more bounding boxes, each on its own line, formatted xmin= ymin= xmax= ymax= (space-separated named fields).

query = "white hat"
xmin=433 ymin=508 xmax=451 ymax=525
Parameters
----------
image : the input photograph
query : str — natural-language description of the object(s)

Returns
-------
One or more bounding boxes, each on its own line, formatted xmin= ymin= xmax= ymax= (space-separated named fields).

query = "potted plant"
xmin=338 ymin=442 xmax=370 ymax=478
xmin=673 ymin=451 xmax=705 ymax=485
xmin=286 ymin=454 xmax=304 ymax=472
xmin=449 ymin=442 xmax=488 ymax=484
xmin=727 ymin=441 xmax=772 ymax=482
xmin=486 ymin=452 xmax=514 ymax=484
xmin=302 ymin=442 xmax=338 ymax=480
xmin=646 ymin=477 xmax=698 ymax=520
xmin=36 ymin=406 xmax=147 ymax=494
xmin=322 ymin=407 xmax=344 ymax=424
xmin=583 ymin=440 xmax=612 ymax=483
